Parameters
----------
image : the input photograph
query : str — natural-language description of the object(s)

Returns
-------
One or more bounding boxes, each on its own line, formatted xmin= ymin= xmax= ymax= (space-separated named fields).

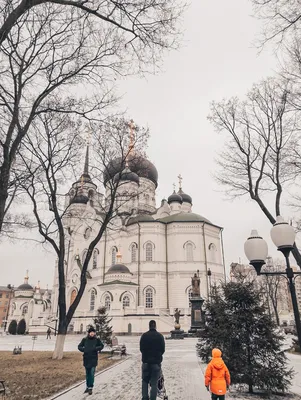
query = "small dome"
xmin=70 ymin=193 xmax=89 ymax=205
xmin=126 ymin=214 xmax=154 ymax=226
xmin=18 ymin=283 xmax=34 ymax=290
xmin=114 ymin=167 xmax=140 ymax=185
xmin=178 ymin=189 xmax=192 ymax=204
xmin=168 ymin=191 xmax=183 ymax=205
xmin=107 ymin=264 xmax=131 ymax=274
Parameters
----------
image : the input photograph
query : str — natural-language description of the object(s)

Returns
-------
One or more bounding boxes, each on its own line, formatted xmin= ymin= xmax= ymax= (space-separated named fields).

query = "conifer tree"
xmin=197 ymin=281 xmax=293 ymax=394
xmin=17 ymin=319 xmax=26 ymax=335
xmin=8 ymin=320 xmax=17 ymax=335
xmin=93 ymin=307 xmax=113 ymax=346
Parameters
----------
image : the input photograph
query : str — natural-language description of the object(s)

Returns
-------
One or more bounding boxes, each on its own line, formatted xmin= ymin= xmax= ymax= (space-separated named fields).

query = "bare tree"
xmin=21 ymin=115 xmax=149 ymax=359
xmin=0 ymin=1 xmax=184 ymax=235
xmin=0 ymin=0 xmax=185 ymax=47
xmin=251 ymin=0 xmax=301 ymax=45
xmin=209 ymin=78 xmax=301 ymax=267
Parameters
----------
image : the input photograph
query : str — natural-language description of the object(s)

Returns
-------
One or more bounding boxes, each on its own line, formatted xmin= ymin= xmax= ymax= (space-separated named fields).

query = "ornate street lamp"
xmin=244 ymin=216 xmax=301 ymax=350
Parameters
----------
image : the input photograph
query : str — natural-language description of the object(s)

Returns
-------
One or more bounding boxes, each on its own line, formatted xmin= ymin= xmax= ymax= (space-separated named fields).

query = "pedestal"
xmin=170 ymin=323 xmax=185 ymax=339
xmin=189 ymin=296 xmax=205 ymax=335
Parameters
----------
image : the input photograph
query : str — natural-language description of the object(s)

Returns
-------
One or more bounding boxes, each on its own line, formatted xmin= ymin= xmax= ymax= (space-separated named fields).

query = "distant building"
xmin=230 ymin=261 xmax=295 ymax=325
xmin=7 ymin=272 xmax=52 ymax=333
xmin=0 ymin=286 xmax=13 ymax=329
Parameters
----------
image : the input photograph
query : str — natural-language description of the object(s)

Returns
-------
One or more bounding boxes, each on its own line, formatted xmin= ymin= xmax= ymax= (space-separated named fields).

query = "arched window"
xmin=145 ymin=288 xmax=153 ymax=308
xmin=131 ymin=243 xmax=138 ymax=262
xmin=185 ymin=242 xmax=194 ymax=261
xmin=11 ymin=303 xmax=16 ymax=315
xmin=93 ymin=249 xmax=99 ymax=269
xmin=145 ymin=243 xmax=153 ymax=262
xmin=70 ymin=289 xmax=77 ymax=305
xmin=22 ymin=305 xmax=28 ymax=315
xmin=123 ymin=295 xmax=130 ymax=308
xmin=84 ymin=227 xmax=92 ymax=240
xmin=80 ymin=323 xmax=84 ymax=333
xmin=105 ymin=295 xmax=111 ymax=310
xmin=209 ymin=243 xmax=217 ymax=263
xmin=112 ymin=247 xmax=117 ymax=265
xmin=90 ymin=289 xmax=96 ymax=311
xmin=82 ymin=249 xmax=88 ymax=264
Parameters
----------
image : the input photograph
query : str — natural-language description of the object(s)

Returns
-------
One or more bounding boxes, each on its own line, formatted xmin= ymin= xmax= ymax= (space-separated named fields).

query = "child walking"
xmin=205 ymin=348 xmax=231 ymax=400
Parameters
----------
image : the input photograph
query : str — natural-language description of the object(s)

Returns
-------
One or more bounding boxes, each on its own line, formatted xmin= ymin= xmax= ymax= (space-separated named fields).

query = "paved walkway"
xmin=53 ymin=337 xmax=210 ymax=400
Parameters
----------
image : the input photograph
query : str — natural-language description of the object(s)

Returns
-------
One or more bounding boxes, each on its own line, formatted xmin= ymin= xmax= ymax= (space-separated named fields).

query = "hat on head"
xmin=88 ymin=326 xmax=96 ymax=333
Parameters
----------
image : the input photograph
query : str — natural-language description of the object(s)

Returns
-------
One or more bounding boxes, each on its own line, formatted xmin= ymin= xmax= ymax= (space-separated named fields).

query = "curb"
xmin=48 ymin=356 xmax=130 ymax=400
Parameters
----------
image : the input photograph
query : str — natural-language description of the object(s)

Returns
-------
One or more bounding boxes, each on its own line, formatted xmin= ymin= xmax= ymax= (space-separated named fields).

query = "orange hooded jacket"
xmin=205 ymin=348 xmax=231 ymax=395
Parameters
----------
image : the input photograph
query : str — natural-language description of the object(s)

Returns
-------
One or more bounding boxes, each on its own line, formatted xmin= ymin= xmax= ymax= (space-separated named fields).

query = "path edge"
xmin=47 ymin=356 xmax=129 ymax=400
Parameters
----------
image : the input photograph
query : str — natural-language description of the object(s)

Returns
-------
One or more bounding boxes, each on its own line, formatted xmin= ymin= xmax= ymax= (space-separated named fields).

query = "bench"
xmin=111 ymin=337 xmax=127 ymax=358
xmin=0 ymin=380 xmax=6 ymax=398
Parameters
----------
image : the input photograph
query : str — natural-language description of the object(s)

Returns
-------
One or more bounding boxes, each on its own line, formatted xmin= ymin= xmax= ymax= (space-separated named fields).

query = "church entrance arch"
xmin=80 ymin=323 xmax=83 ymax=334
xmin=127 ymin=323 xmax=132 ymax=335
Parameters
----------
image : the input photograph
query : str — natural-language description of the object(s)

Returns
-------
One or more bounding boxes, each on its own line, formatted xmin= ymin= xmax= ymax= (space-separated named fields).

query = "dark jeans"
xmin=142 ymin=363 xmax=161 ymax=400
xmin=212 ymin=395 xmax=225 ymax=400
xmin=85 ymin=367 xmax=96 ymax=389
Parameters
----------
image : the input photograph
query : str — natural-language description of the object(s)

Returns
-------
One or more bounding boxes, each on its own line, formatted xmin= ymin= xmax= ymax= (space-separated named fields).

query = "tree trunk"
xmin=52 ymin=333 xmax=66 ymax=360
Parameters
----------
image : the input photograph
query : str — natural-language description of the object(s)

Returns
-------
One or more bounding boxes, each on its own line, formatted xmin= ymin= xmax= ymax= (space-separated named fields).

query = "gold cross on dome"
xmin=129 ymin=120 xmax=135 ymax=151
xmin=178 ymin=174 xmax=183 ymax=190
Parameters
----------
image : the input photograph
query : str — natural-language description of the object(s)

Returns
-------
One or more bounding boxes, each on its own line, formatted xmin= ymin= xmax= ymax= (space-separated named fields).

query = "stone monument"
xmin=170 ymin=308 xmax=185 ymax=339
xmin=189 ymin=270 xmax=205 ymax=335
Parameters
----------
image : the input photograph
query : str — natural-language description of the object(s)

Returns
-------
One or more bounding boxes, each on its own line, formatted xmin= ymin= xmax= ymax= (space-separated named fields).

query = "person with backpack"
xmin=140 ymin=320 xmax=165 ymax=400
xmin=205 ymin=348 xmax=231 ymax=400
xmin=78 ymin=326 xmax=104 ymax=395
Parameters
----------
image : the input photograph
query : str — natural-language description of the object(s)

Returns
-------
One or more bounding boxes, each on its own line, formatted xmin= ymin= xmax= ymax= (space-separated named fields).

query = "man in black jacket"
xmin=140 ymin=320 xmax=165 ymax=400
xmin=78 ymin=326 xmax=104 ymax=395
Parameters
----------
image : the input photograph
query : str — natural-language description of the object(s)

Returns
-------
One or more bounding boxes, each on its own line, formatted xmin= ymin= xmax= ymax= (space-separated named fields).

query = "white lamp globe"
xmin=244 ymin=230 xmax=268 ymax=263
xmin=270 ymin=216 xmax=296 ymax=249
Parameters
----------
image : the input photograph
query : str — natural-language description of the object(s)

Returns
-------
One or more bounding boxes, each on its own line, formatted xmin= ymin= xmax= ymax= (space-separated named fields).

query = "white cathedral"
xmin=8 ymin=144 xmax=226 ymax=334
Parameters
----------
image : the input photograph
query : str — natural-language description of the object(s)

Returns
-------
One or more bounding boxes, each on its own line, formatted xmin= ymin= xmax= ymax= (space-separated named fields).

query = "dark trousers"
xmin=142 ymin=363 xmax=161 ymax=400
xmin=46 ymin=334 xmax=51 ymax=339
xmin=85 ymin=367 xmax=96 ymax=389
xmin=212 ymin=394 xmax=225 ymax=400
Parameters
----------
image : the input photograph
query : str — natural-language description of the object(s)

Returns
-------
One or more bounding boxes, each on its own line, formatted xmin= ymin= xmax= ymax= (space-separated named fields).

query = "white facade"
xmin=8 ymin=149 xmax=226 ymax=334
xmin=7 ymin=275 xmax=52 ymax=333
xmin=50 ymin=149 xmax=226 ymax=334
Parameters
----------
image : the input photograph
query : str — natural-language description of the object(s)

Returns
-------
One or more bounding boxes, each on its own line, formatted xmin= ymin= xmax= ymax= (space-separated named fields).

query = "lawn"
xmin=0 ymin=351 xmax=117 ymax=400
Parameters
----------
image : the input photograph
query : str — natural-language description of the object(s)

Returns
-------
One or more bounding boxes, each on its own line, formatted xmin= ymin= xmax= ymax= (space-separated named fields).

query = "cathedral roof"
xmin=103 ymin=154 xmax=158 ymax=187
xmin=157 ymin=212 xmax=212 ymax=224
xmin=107 ymin=264 xmax=131 ymax=274
xmin=126 ymin=214 xmax=154 ymax=226
xmin=99 ymin=280 xmax=138 ymax=286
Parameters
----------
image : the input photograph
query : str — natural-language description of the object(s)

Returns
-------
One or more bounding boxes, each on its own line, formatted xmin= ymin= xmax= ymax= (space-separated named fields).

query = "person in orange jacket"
xmin=205 ymin=348 xmax=231 ymax=400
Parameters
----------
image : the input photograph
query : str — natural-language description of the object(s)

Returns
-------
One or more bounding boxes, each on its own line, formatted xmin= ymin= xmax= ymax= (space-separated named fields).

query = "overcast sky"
xmin=1 ymin=0 xmax=288 ymax=289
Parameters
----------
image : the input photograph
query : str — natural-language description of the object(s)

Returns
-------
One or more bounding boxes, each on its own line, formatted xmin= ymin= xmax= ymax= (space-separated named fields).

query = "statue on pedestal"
xmin=174 ymin=308 xmax=181 ymax=325
xmin=191 ymin=270 xmax=200 ymax=297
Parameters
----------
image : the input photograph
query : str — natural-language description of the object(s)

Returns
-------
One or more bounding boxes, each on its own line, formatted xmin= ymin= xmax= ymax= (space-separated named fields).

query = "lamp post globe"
xmin=244 ymin=230 xmax=268 ymax=275
xmin=270 ymin=216 xmax=296 ymax=255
